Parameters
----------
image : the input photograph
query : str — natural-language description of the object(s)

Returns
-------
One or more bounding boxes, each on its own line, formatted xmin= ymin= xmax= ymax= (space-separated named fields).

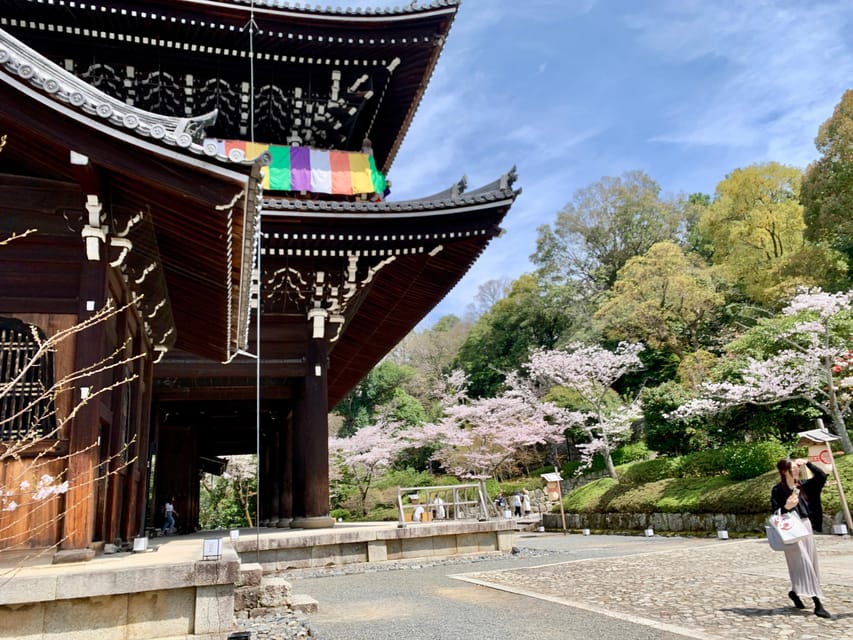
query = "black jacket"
xmin=770 ymin=461 xmax=827 ymax=532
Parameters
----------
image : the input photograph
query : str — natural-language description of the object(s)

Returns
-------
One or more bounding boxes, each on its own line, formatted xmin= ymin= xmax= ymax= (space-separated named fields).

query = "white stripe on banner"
xmin=309 ymin=149 xmax=332 ymax=194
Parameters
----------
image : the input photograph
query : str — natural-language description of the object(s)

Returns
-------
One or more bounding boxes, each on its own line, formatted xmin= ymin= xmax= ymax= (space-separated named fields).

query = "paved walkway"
xmin=456 ymin=534 xmax=853 ymax=640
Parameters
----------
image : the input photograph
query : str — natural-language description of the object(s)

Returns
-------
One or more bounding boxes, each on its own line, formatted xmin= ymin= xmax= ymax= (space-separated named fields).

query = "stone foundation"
xmin=0 ymin=546 xmax=240 ymax=640
xmin=232 ymin=520 xmax=517 ymax=573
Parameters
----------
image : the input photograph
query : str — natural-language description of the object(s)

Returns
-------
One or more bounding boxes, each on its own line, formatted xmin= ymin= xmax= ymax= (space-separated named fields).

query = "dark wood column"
xmin=259 ymin=425 xmax=274 ymax=526
xmin=291 ymin=337 xmax=333 ymax=529
xmin=277 ymin=412 xmax=293 ymax=526
xmin=62 ymin=257 xmax=108 ymax=549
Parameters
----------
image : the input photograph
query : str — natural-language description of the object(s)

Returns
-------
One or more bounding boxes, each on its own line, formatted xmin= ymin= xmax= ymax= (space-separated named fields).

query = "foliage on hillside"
xmin=563 ymin=453 xmax=853 ymax=516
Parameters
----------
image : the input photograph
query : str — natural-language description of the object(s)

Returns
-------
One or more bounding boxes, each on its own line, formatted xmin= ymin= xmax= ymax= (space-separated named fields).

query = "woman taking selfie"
xmin=770 ymin=457 xmax=830 ymax=618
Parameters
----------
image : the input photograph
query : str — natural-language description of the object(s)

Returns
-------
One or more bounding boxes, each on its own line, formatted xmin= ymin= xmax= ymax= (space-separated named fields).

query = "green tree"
xmin=455 ymin=275 xmax=579 ymax=397
xmin=333 ymin=361 xmax=418 ymax=436
xmin=698 ymin=162 xmax=843 ymax=304
xmin=533 ymin=170 xmax=685 ymax=292
xmin=388 ymin=314 xmax=471 ymax=420
xmin=802 ymin=89 xmax=853 ymax=275
xmin=641 ymin=381 xmax=706 ymax=456
xmin=594 ymin=241 xmax=723 ymax=360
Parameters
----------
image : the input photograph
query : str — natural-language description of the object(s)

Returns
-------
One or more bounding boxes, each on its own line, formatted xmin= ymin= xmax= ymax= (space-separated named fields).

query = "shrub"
xmin=330 ymin=508 xmax=351 ymax=520
xmin=675 ymin=449 xmax=728 ymax=478
xmin=723 ymin=440 xmax=788 ymax=481
xmin=611 ymin=442 xmax=650 ymax=465
xmin=642 ymin=381 xmax=704 ymax=455
xmin=375 ymin=467 xmax=434 ymax=490
xmin=620 ymin=457 xmax=678 ymax=484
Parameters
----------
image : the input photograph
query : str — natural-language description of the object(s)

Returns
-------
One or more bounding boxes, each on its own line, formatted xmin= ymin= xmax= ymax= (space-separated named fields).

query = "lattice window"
xmin=0 ymin=318 xmax=56 ymax=441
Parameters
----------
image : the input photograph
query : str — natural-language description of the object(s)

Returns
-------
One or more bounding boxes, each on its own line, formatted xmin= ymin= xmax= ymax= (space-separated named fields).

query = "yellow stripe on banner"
xmin=244 ymin=142 xmax=271 ymax=189
xmin=349 ymin=153 xmax=373 ymax=194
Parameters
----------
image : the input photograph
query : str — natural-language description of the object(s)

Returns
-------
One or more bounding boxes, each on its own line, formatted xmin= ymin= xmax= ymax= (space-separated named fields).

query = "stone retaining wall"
xmin=543 ymin=512 xmax=768 ymax=534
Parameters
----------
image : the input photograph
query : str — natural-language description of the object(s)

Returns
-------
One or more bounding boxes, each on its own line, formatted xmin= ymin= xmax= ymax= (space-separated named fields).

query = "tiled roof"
xmin=262 ymin=169 xmax=519 ymax=216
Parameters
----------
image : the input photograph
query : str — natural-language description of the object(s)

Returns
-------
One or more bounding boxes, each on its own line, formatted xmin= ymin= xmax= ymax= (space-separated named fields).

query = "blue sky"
xmin=343 ymin=0 xmax=853 ymax=328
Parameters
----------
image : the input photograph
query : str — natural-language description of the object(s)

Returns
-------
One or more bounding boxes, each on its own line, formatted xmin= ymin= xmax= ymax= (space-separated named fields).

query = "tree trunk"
xmin=825 ymin=371 xmax=853 ymax=454
xmin=604 ymin=450 xmax=618 ymax=480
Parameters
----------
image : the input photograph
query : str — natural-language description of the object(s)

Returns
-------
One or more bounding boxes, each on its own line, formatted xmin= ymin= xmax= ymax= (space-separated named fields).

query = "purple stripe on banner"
xmin=290 ymin=146 xmax=311 ymax=191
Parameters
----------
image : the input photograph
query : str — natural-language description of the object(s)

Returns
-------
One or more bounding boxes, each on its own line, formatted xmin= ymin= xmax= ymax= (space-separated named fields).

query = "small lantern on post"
xmin=541 ymin=470 xmax=567 ymax=532
xmin=797 ymin=421 xmax=853 ymax=535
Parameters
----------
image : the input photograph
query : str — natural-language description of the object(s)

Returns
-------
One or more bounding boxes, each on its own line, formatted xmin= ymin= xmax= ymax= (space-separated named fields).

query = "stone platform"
xmin=231 ymin=519 xmax=517 ymax=573
xmin=0 ymin=519 xmax=518 ymax=640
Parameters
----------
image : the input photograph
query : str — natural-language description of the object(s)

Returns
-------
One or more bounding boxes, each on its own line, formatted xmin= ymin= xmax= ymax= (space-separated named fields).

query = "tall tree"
xmin=594 ymin=241 xmax=723 ymax=360
xmin=697 ymin=162 xmax=844 ymax=304
xmin=464 ymin=277 xmax=512 ymax=321
xmin=802 ymin=89 xmax=853 ymax=274
xmin=333 ymin=360 xmax=419 ymax=436
xmin=525 ymin=342 xmax=645 ymax=480
xmin=388 ymin=314 xmax=471 ymax=420
xmin=533 ymin=170 xmax=684 ymax=292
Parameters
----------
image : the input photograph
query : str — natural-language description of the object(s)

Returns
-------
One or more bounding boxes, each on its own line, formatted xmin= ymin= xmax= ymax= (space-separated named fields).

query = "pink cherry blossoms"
xmin=669 ymin=288 xmax=853 ymax=453
xmin=525 ymin=342 xmax=645 ymax=479
xmin=329 ymin=420 xmax=408 ymax=514
xmin=1 ymin=474 xmax=69 ymax=512
xmin=410 ymin=373 xmax=575 ymax=479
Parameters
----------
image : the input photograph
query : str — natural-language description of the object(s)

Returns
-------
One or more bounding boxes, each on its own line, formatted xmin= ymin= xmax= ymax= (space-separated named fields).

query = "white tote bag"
xmin=766 ymin=510 xmax=809 ymax=550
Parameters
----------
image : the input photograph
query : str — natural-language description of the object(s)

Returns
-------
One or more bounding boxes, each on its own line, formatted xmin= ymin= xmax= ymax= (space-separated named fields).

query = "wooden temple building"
xmin=0 ymin=0 xmax=519 ymax=552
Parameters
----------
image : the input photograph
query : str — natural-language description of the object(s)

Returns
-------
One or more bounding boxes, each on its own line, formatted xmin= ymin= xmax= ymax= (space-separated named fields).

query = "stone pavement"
xmin=455 ymin=535 xmax=853 ymax=640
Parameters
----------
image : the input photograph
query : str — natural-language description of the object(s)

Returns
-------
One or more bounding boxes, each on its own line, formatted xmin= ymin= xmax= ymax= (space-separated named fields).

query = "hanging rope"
xmin=242 ymin=0 xmax=258 ymax=142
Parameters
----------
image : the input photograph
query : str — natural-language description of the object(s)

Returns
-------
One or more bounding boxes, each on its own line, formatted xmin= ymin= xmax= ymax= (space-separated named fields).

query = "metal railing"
xmin=396 ymin=482 xmax=495 ymax=526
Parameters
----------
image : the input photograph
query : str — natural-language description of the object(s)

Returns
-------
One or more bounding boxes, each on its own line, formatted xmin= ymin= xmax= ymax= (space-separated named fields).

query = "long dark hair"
xmin=776 ymin=458 xmax=793 ymax=485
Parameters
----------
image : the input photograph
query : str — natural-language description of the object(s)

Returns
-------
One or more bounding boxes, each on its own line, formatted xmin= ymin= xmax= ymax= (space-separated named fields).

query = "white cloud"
xmin=628 ymin=1 xmax=853 ymax=167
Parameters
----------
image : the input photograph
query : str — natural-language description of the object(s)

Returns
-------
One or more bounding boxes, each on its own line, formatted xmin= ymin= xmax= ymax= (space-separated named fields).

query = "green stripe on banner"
xmin=368 ymin=156 xmax=387 ymax=195
xmin=268 ymin=145 xmax=291 ymax=191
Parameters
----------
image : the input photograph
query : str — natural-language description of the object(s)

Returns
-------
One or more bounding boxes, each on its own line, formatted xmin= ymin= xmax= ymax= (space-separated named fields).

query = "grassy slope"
xmin=563 ymin=454 xmax=853 ymax=516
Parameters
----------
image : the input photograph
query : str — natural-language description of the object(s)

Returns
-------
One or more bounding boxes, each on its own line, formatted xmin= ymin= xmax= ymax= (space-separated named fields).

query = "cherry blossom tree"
xmin=525 ymin=342 xmax=645 ymax=479
xmin=669 ymin=288 xmax=853 ymax=454
xmin=409 ymin=371 xmax=579 ymax=480
xmin=328 ymin=420 xmax=408 ymax=515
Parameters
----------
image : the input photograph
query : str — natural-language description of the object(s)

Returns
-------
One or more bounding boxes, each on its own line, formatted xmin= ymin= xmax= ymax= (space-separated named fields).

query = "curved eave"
xmin=0 ymin=0 xmax=459 ymax=172
xmin=259 ymin=174 xmax=518 ymax=406
xmin=0 ymin=28 xmax=261 ymax=361
xmin=325 ymin=216 xmax=509 ymax=407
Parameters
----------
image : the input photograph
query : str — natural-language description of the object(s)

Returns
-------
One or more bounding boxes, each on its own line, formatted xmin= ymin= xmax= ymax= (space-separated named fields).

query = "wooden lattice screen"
xmin=0 ymin=317 xmax=56 ymax=440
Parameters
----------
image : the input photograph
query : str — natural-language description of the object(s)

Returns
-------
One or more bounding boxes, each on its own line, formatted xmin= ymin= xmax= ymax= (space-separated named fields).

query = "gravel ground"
xmin=232 ymin=548 xmax=556 ymax=639
xmin=230 ymin=533 xmax=853 ymax=640
xmin=230 ymin=537 xmax=702 ymax=640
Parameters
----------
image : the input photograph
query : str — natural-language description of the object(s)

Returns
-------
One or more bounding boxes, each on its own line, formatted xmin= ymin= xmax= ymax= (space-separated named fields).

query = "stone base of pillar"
xmin=267 ymin=518 xmax=280 ymax=528
xmin=276 ymin=518 xmax=293 ymax=528
xmin=290 ymin=516 xmax=335 ymax=530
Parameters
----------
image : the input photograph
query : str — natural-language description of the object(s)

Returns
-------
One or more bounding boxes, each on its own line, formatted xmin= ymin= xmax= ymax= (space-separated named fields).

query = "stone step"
xmin=290 ymin=593 xmax=319 ymax=614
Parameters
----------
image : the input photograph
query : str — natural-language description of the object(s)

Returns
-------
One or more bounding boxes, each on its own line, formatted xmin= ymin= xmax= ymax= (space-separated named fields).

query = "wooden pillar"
xmin=277 ymin=412 xmax=293 ymax=526
xmin=267 ymin=416 xmax=281 ymax=527
xmin=127 ymin=340 xmax=153 ymax=540
xmin=259 ymin=426 xmax=274 ymax=526
xmin=291 ymin=338 xmax=333 ymax=529
xmin=62 ymin=259 xmax=108 ymax=549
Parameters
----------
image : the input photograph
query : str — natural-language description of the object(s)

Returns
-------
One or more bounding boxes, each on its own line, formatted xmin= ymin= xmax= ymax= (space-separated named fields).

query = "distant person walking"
xmin=770 ymin=458 xmax=830 ymax=618
xmin=161 ymin=497 xmax=178 ymax=536
xmin=512 ymin=492 xmax=522 ymax=517
xmin=522 ymin=489 xmax=532 ymax=516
